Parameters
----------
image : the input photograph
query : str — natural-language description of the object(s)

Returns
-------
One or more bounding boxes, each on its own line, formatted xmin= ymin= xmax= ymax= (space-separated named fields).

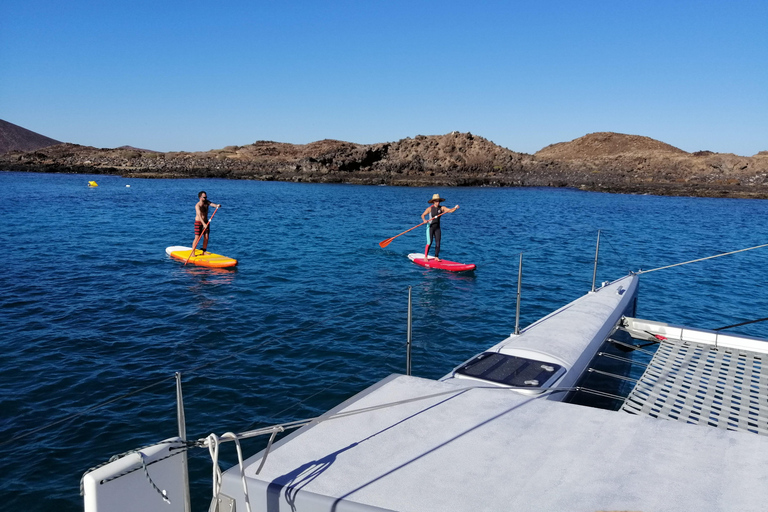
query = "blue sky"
xmin=1 ymin=0 xmax=766 ymax=155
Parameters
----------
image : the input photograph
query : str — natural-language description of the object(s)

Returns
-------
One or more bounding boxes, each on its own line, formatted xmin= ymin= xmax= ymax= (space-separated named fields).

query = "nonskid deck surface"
xmin=221 ymin=373 xmax=768 ymax=512
xmin=621 ymin=319 xmax=768 ymax=436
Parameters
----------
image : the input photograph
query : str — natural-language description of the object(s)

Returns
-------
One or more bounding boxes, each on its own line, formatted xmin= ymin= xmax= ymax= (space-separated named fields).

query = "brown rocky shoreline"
xmin=2 ymin=131 xmax=767 ymax=199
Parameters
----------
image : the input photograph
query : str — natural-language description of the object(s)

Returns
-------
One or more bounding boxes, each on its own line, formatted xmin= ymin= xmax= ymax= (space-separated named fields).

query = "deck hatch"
xmin=455 ymin=352 xmax=564 ymax=387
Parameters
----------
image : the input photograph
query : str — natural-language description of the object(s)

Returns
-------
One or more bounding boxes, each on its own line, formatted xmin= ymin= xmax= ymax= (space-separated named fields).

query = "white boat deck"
xmin=221 ymin=373 xmax=768 ymax=512
xmin=83 ymin=274 xmax=768 ymax=512
xmin=447 ymin=275 xmax=637 ymax=394
xmin=214 ymin=275 xmax=768 ymax=511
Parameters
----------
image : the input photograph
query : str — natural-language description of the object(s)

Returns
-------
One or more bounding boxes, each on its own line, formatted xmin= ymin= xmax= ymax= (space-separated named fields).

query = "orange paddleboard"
xmin=166 ymin=246 xmax=238 ymax=268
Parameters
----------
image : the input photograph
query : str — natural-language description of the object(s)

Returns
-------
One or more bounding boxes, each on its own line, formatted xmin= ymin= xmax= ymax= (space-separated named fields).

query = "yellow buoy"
xmin=88 ymin=181 xmax=98 ymax=187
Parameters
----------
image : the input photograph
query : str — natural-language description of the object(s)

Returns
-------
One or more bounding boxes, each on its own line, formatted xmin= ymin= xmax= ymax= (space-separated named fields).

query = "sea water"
xmin=3 ymin=171 xmax=768 ymax=511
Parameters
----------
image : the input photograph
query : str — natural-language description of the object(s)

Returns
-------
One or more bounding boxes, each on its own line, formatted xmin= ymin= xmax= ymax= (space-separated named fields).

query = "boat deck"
xmin=221 ymin=373 xmax=768 ymax=512
xmin=622 ymin=317 xmax=768 ymax=436
xmin=83 ymin=275 xmax=768 ymax=512
xmin=215 ymin=284 xmax=768 ymax=512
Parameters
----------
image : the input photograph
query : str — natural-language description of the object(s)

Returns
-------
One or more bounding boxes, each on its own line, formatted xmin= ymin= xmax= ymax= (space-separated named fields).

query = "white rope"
xmin=255 ymin=428 xmax=283 ymax=475
xmin=206 ymin=434 xmax=222 ymax=499
xmin=637 ymin=242 xmax=768 ymax=274
xmin=206 ymin=432 xmax=253 ymax=512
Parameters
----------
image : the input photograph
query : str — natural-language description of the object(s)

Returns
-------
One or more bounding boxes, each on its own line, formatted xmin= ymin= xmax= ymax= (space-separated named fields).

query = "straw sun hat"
xmin=428 ymin=193 xmax=445 ymax=203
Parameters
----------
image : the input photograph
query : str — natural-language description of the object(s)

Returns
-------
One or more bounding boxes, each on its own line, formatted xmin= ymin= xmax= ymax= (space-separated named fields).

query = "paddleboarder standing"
xmin=194 ymin=191 xmax=221 ymax=254
xmin=420 ymin=193 xmax=459 ymax=262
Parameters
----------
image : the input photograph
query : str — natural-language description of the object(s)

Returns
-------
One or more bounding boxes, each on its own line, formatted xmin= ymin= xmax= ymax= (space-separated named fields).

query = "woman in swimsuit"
xmin=420 ymin=193 xmax=459 ymax=262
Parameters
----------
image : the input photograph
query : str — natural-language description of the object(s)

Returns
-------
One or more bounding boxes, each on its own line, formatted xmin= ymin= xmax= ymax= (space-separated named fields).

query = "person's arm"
xmin=445 ymin=204 xmax=459 ymax=213
xmin=421 ymin=206 xmax=432 ymax=223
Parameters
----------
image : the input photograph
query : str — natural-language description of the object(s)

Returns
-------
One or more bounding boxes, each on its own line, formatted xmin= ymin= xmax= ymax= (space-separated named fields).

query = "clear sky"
xmin=1 ymin=0 xmax=766 ymax=155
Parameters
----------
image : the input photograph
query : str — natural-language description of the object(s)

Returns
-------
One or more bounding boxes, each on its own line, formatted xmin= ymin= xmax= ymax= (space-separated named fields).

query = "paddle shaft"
xmin=379 ymin=209 xmax=452 ymax=248
xmin=184 ymin=206 xmax=219 ymax=265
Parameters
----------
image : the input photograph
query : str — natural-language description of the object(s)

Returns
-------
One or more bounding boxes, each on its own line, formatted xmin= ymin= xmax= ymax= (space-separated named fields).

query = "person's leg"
xmin=202 ymin=230 xmax=209 ymax=253
xmin=193 ymin=222 xmax=203 ymax=256
xmin=433 ymin=227 xmax=442 ymax=261
xmin=424 ymin=224 xmax=432 ymax=259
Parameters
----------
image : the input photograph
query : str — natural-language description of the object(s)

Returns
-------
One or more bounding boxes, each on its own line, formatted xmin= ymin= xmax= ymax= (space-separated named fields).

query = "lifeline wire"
xmin=243 ymin=371 xmax=358 ymax=431
xmin=714 ymin=317 xmax=768 ymax=331
xmin=0 ymin=374 xmax=177 ymax=447
xmin=3 ymin=295 xmax=388 ymax=448
xmin=199 ymin=382 xmax=581 ymax=474
xmin=636 ymin=242 xmax=768 ymax=274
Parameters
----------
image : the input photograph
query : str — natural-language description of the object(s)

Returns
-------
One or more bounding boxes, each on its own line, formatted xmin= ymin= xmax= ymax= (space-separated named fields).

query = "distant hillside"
xmin=3 ymin=129 xmax=768 ymax=199
xmin=0 ymin=119 xmax=61 ymax=154
xmin=536 ymin=132 xmax=688 ymax=160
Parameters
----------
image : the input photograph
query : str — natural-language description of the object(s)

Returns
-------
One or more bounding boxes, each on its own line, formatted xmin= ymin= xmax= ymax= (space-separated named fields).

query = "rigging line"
xmin=714 ymin=317 xmax=768 ymax=331
xmin=197 ymin=383 xmax=585 ymax=447
xmin=239 ymin=283 xmax=460 ymax=430
xmin=241 ymin=297 xmax=424 ymax=429
xmin=177 ymin=296 xmax=387 ymax=376
xmin=0 ymin=374 xmax=178 ymax=447
xmin=190 ymin=290 xmax=420 ymax=427
xmin=90 ymin=383 xmax=593 ymax=475
xmin=514 ymin=227 xmax=608 ymax=258
xmin=597 ymin=352 xmax=650 ymax=367
xmin=607 ymin=338 xmax=659 ymax=356
xmin=601 ymin=235 xmax=633 ymax=273
xmin=242 ymin=370 xmax=359 ymax=431
xmin=636 ymin=242 xmax=768 ymax=275
xmin=4 ymin=296 xmax=388 ymax=448
xmin=573 ymin=387 xmax=627 ymax=402
xmin=587 ymin=368 xmax=639 ymax=383
xmin=530 ymin=268 xmax=629 ymax=289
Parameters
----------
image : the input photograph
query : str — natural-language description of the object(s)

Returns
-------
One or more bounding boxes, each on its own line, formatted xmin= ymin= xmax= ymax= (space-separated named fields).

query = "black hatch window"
xmin=455 ymin=352 xmax=564 ymax=387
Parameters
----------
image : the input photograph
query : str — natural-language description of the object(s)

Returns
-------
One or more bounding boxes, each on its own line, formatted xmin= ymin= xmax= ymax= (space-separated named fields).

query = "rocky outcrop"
xmin=2 ymin=130 xmax=768 ymax=199
xmin=531 ymin=132 xmax=768 ymax=197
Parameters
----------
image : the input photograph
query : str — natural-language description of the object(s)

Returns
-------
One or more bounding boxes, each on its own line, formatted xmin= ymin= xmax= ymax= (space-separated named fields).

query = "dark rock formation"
xmin=2 ymin=127 xmax=767 ymax=199
xmin=532 ymin=132 xmax=768 ymax=198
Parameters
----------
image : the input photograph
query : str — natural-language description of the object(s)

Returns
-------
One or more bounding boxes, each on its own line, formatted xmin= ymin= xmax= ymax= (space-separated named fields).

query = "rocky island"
xmin=2 ymin=119 xmax=767 ymax=198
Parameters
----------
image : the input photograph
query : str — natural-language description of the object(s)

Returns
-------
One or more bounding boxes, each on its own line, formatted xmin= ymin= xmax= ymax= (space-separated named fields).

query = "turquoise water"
xmin=3 ymin=171 xmax=768 ymax=510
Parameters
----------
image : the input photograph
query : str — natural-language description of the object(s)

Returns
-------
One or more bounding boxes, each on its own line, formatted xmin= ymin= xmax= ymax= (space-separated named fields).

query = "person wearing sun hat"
xmin=420 ymin=193 xmax=459 ymax=262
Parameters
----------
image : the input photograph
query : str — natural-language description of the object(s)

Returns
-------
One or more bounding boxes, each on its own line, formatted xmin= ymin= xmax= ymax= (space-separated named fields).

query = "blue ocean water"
xmin=3 ymin=171 xmax=768 ymax=510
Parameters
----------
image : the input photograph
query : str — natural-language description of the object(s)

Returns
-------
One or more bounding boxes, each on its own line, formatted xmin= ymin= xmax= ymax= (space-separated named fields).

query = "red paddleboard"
xmin=408 ymin=253 xmax=476 ymax=272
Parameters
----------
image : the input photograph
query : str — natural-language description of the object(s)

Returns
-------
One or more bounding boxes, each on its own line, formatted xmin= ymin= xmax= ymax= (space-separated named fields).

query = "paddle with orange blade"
xmin=185 ymin=206 xmax=219 ymax=265
xmin=379 ymin=209 xmax=452 ymax=248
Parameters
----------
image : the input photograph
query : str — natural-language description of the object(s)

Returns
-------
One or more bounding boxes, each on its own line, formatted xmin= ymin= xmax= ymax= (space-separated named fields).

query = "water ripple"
xmin=3 ymin=174 xmax=768 ymax=510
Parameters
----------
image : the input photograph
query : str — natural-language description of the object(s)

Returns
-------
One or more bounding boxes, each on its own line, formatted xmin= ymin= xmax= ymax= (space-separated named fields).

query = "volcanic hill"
xmin=2 ymin=122 xmax=767 ymax=199
xmin=0 ymin=119 xmax=60 ymax=153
